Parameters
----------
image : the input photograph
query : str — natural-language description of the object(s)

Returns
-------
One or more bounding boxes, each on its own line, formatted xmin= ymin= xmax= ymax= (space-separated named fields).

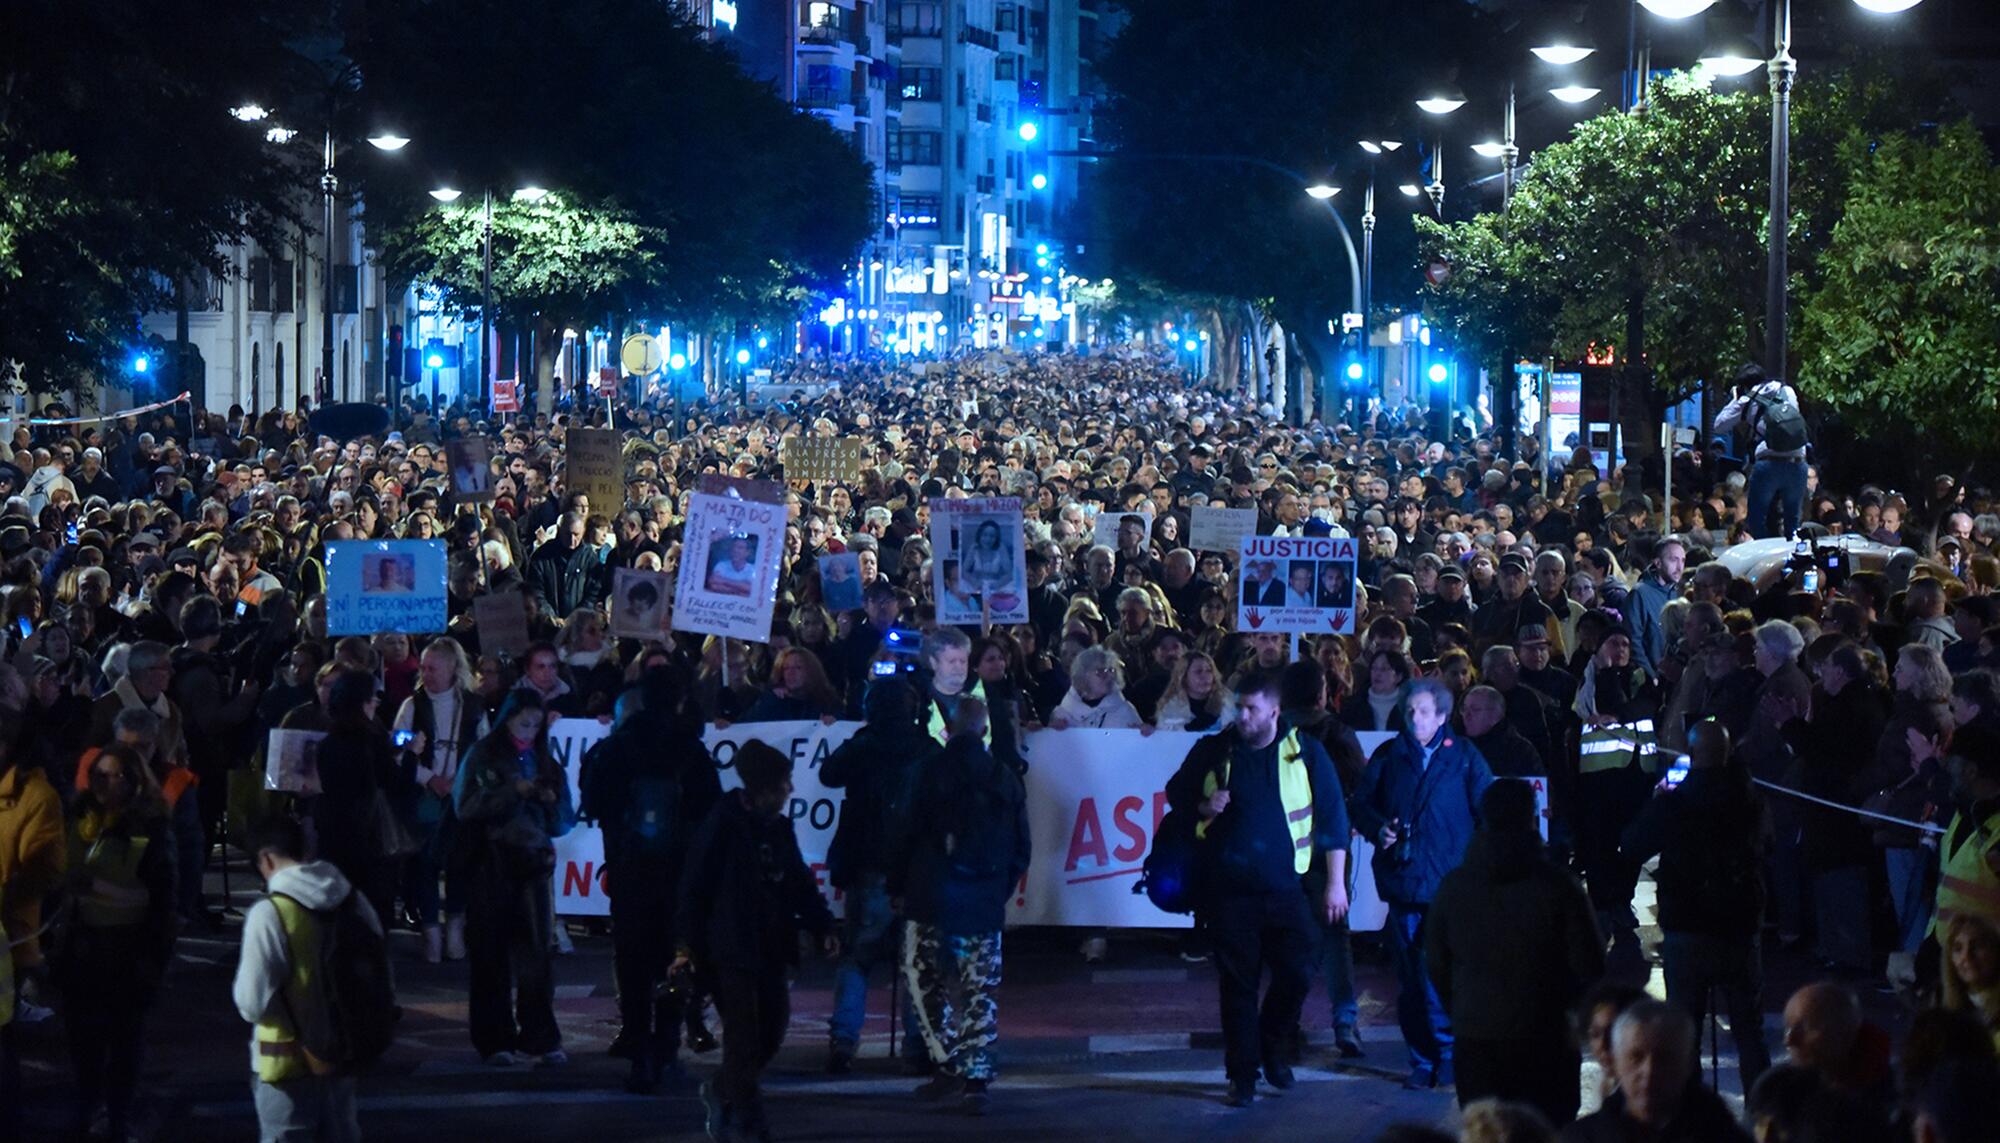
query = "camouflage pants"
xmin=900 ymin=923 xmax=1003 ymax=1081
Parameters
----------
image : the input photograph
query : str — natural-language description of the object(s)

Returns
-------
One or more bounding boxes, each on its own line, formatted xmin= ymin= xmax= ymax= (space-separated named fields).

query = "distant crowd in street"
xmin=1 ymin=344 xmax=1998 ymax=1142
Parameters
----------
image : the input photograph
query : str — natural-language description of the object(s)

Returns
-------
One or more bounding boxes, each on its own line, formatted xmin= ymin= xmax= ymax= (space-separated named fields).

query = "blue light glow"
xmin=1018 ymin=122 xmax=1039 ymax=142
xmin=1184 ymin=339 xmax=1198 ymax=352
xmin=1346 ymin=362 xmax=1364 ymax=381
xmin=425 ymin=353 xmax=445 ymax=369
xmin=734 ymin=349 xmax=751 ymax=365
xmin=669 ymin=353 xmax=689 ymax=370
xmin=1030 ymin=173 xmax=1048 ymax=189
xmin=1428 ymin=363 xmax=1448 ymax=383
xmin=130 ymin=355 xmax=150 ymax=373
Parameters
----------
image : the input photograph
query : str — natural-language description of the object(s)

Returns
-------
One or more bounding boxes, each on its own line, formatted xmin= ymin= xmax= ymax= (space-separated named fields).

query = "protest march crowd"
xmin=1 ymin=347 xmax=1999 ymax=1143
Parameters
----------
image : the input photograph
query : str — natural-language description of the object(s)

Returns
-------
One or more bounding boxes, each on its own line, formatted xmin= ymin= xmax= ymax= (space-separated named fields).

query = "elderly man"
xmin=1458 ymin=686 xmax=1541 ymax=779
xmin=1562 ymin=1000 xmax=1750 ymax=1142
xmin=1781 ymin=982 xmax=1894 ymax=1113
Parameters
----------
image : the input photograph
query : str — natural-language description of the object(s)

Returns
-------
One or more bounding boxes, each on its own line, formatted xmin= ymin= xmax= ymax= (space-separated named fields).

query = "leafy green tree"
xmin=1794 ymin=121 xmax=2000 ymax=462
xmin=0 ymin=0 xmax=319 ymax=391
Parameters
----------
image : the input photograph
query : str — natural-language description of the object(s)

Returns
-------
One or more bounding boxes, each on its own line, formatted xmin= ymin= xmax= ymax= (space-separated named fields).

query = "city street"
xmin=12 ymin=869 xmax=1848 ymax=1142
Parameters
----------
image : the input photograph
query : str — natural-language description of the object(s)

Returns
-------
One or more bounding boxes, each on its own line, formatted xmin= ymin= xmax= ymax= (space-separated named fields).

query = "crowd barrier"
xmin=545 ymin=720 xmax=1406 ymax=929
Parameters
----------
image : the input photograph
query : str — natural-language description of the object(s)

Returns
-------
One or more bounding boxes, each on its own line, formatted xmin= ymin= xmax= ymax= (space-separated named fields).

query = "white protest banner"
xmin=610 ymin=567 xmax=671 ymax=640
xmin=1188 ymin=506 xmax=1255 ymax=553
xmin=1091 ymin=506 xmax=1153 ymax=553
xmin=564 ymin=427 xmax=624 ymax=512
xmin=1235 ymin=534 xmax=1359 ymax=635
xmin=264 ymin=729 xmax=327 ymax=795
xmin=547 ymin=719 xmax=1401 ymax=928
xmin=672 ymin=489 xmax=785 ymax=643
xmin=326 ymin=540 xmax=448 ymax=636
xmin=930 ymin=497 xmax=1027 ymax=626
xmin=545 ymin=717 xmax=858 ymax=917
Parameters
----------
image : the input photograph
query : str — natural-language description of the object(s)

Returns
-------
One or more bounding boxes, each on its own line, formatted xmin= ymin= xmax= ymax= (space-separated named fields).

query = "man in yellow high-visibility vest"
xmin=1934 ymin=728 xmax=2000 ymax=942
xmin=233 ymin=816 xmax=383 ymax=1143
xmin=1167 ymin=669 xmax=1350 ymax=1109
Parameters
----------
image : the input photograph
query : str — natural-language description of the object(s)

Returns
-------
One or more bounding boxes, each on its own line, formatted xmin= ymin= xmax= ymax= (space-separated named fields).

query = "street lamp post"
xmin=482 ymin=190 xmax=494 ymax=405
xmin=1766 ymin=0 xmax=1796 ymax=383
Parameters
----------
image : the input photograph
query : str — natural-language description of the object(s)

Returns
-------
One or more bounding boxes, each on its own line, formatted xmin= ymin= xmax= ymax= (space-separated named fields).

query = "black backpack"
xmin=619 ymin=773 xmax=681 ymax=860
xmin=276 ymin=890 xmax=401 ymax=1074
xmin=1750 ymin=389 xmax=1809 ymax=452
xmin=1137 ymin=743 xmax=1228 ymax=915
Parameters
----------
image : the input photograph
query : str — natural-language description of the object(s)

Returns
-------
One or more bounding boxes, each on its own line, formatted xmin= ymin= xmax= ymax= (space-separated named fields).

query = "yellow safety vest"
xmin=69 ymin=831 xmax=153 ymax=929
xmin=1196 ymin=728 xmax=1318 ymax=875
xmin=926 ymin=679 xmax=992 ymax=748
xmin=1579 ymin=718 xmax=1659 ymax=776
xmin=1933 ymin=808 xmax=2000 ymax=938
xmin=255 ymin=894 xmax=331 ymax=1084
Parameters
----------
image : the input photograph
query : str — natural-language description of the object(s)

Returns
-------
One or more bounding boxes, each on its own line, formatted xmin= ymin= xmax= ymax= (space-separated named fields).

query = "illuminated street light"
xmin=1637 ymin=0 xmax=1717 ymax=17
xmin=1852 ymin=0 xmax=1921 ymax=9
xmin=264 ymin=126 xmax=298 ymax=144
xmin=1471 ymin=142 xmax=1507 ymax=158
xmin=1530 ymin=44 xmax=1595 ymax=65
xmin=1304 ymin=183 xmax=1340 ymax=200
xmin=1428 ymin=363 xmax=1449 ymax=384
xmin=231 ymin=104 xmax=269 ymax=122
xmin=1416 ymin=94 xmax=1466 ymax=115
xmin=1397 ymin=183 xmax=1422 ymax=197
xmin=428 ymin=187 xmax=463 ymax=203
xmin=1550 ymin=85 xmax=1602 ymax=104
xmin=513 ymin=186 xmax=550 ymax=202
xmin=1018 ymin=121 xmax=1038 ymax=142
xmin=366 ymin=132 xmax=411 ymax=151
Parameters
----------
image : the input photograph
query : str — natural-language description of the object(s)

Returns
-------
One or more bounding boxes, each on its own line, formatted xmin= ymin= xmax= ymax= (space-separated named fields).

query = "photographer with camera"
xmin=1348 ymin=677 xmax=1495 ymax=1092
xmin=1714 ymin=362 xmax=1811 ymax=540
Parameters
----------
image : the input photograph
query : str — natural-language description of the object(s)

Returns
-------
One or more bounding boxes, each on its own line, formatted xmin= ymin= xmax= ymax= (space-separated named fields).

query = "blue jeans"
xmin=1746 ymin=458 xmax=1807 ymax=540
xmin=1386 ymin=903 xmax=1451 ymax=1071
xmin=828 ymin=876 xmax=925 ymax=1061
xmin=1885 ymin=847 xmax=1936 ymax=954
xmin=254 ymin=1075 xmax=359 ymax=1143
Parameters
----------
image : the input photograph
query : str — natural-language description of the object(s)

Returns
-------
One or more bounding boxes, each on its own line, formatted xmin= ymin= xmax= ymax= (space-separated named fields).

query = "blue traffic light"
xmin=130 ymin=354 xmax=150 ymax=374
xmin=1018 ymin=121 xmax=1039 ymax=142
xmin=756 ymin=336 xmax=769 ymax=349
xmin=734 ymin=349 xmax=751 ymax=365
xmin=669 ymin=353 xmax=689 ymax=371
xmin=1428 ymin=363 xmax=1449 ymax=384
xmin=1030 ymin=173 xmax=1048 ymax=190
xmin=1345 ymin=362 xmax=1364 ymax=381
xmin=425 ymin=352 xmax=446 ymax=370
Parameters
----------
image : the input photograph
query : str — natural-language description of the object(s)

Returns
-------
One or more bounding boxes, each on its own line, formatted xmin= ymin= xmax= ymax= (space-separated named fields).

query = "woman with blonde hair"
xmin=1153 ymin=652 xmax=1235 ymax=733
xmin=392 ymin=635 xmax=487 ymax=962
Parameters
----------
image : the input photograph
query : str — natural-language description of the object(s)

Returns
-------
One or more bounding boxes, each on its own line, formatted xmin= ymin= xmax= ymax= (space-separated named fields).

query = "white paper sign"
xmin=1188 ymin=506 xmax=1255 ymax=553
xmin=930 ymin=497 xmax=1028 ymax=626
xmin=672 ymin=490 xmax=785 ymax=643
xmin=326 ymin=540 xmax=449 ymax=636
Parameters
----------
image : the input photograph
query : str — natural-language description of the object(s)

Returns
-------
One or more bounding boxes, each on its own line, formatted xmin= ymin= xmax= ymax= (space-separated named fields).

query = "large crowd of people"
xmin=1 ymin=346 xmax=1998 ymax=1143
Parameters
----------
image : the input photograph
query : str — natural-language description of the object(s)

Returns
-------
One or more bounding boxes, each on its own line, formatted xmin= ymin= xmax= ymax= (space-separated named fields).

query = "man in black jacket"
xmin=675 ymin=741 xmax=837 ymax=1143
xmin=1278 ymin=660 xmax=1367 ymax=1058
xmin=1620 ymin=719 xmax=1773 ymax=1095
xmin=526 ymin=511 xmax=606 ymax=619
xmin=1459 ymin=687 xmax=1543 ymax=779
xmin=1561 ymin=999 xmax=1751 ymax=1142
xmin=1426 ymin=779 xmax=1602 ymax=1125
xmin=817 ymin=680 xmax=937 ymax=1075
xmin=1167 ymin=670 xmax=1350 ymax=1107
xmin=578 ymin=671 xmax=721 ymax=1093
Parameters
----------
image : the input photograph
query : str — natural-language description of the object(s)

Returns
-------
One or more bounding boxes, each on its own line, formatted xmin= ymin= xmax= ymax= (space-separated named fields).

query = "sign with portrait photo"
xmin=610 ymin=566 xmax=672 ymax=641
xmin=817 ymin=552 xmax=864 ymax=613
xmin=930 ymin=497 xmax=1027 ymax=626
xmin=672 ymin=489 xmax=785 ymax=643
xmin=447 ymin=436 xmax=495 ymax=502
xmin=473 ymin=591 xmax=530 ymax=657
xmin=1235 ymin=534 xmax=1358 ymax=634
xmin=326 ymin=540 xmax=448 ymax=635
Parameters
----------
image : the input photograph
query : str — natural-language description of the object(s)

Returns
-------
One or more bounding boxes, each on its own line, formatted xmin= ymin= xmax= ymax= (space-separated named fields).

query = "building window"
xmin=955 ymin=133 xmax=966 ymax=171
xmin=890 ymin=129 xmax=942 ymax=166
xmin=899 ymin=66 xmax=941 ymax=101
xmin=892 ymin=0 xmax=940 ymax=36
xmin=895 ymin=195 xmax=942 ymax=227
xmin=997 ymin=3 xmax=1018 ymax=31
xmin=995 ymin=54 xmax=1017 ymax=80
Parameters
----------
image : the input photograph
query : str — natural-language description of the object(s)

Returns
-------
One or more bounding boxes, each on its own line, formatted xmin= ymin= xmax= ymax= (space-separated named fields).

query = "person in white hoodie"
xmin=1048 ymin=646 xmax=1145 ymax=730
xmin=234 ymin=816 xmax=384 ymax=1143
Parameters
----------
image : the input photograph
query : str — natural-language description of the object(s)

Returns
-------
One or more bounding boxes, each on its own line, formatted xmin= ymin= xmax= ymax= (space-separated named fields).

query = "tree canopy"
xmin=0 ymin=0 xmax=318 ymax=390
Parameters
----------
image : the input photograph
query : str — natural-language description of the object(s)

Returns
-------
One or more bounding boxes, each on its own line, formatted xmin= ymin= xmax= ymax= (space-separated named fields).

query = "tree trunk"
xmin=1620 ymin=285 xmax=1658 ymax=470
xmin=534 ymin=316 xmax=558 ymax=416
xmin=1266 ymin=319 xmax=1288 ymax=423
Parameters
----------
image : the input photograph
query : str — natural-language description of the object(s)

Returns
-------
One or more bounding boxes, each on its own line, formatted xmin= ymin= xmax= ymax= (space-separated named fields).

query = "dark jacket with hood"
xmin=1425 ymin=826 xmax=1602 ymax=1043
xmin=675 ymin=789 xmax=834 ymax=970
xmin=1621 ymin=764 xmax=1769 ymax=938
xmin=577 ymin=693 xmax=720 ymax=898
xmin=891 ymin=735 xmax=1030 ymax=936
xmin=819 ymin=689 xmax=939 ymax=891
xmin=1561 ymin=1081 xmax=1753 ymax=1143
